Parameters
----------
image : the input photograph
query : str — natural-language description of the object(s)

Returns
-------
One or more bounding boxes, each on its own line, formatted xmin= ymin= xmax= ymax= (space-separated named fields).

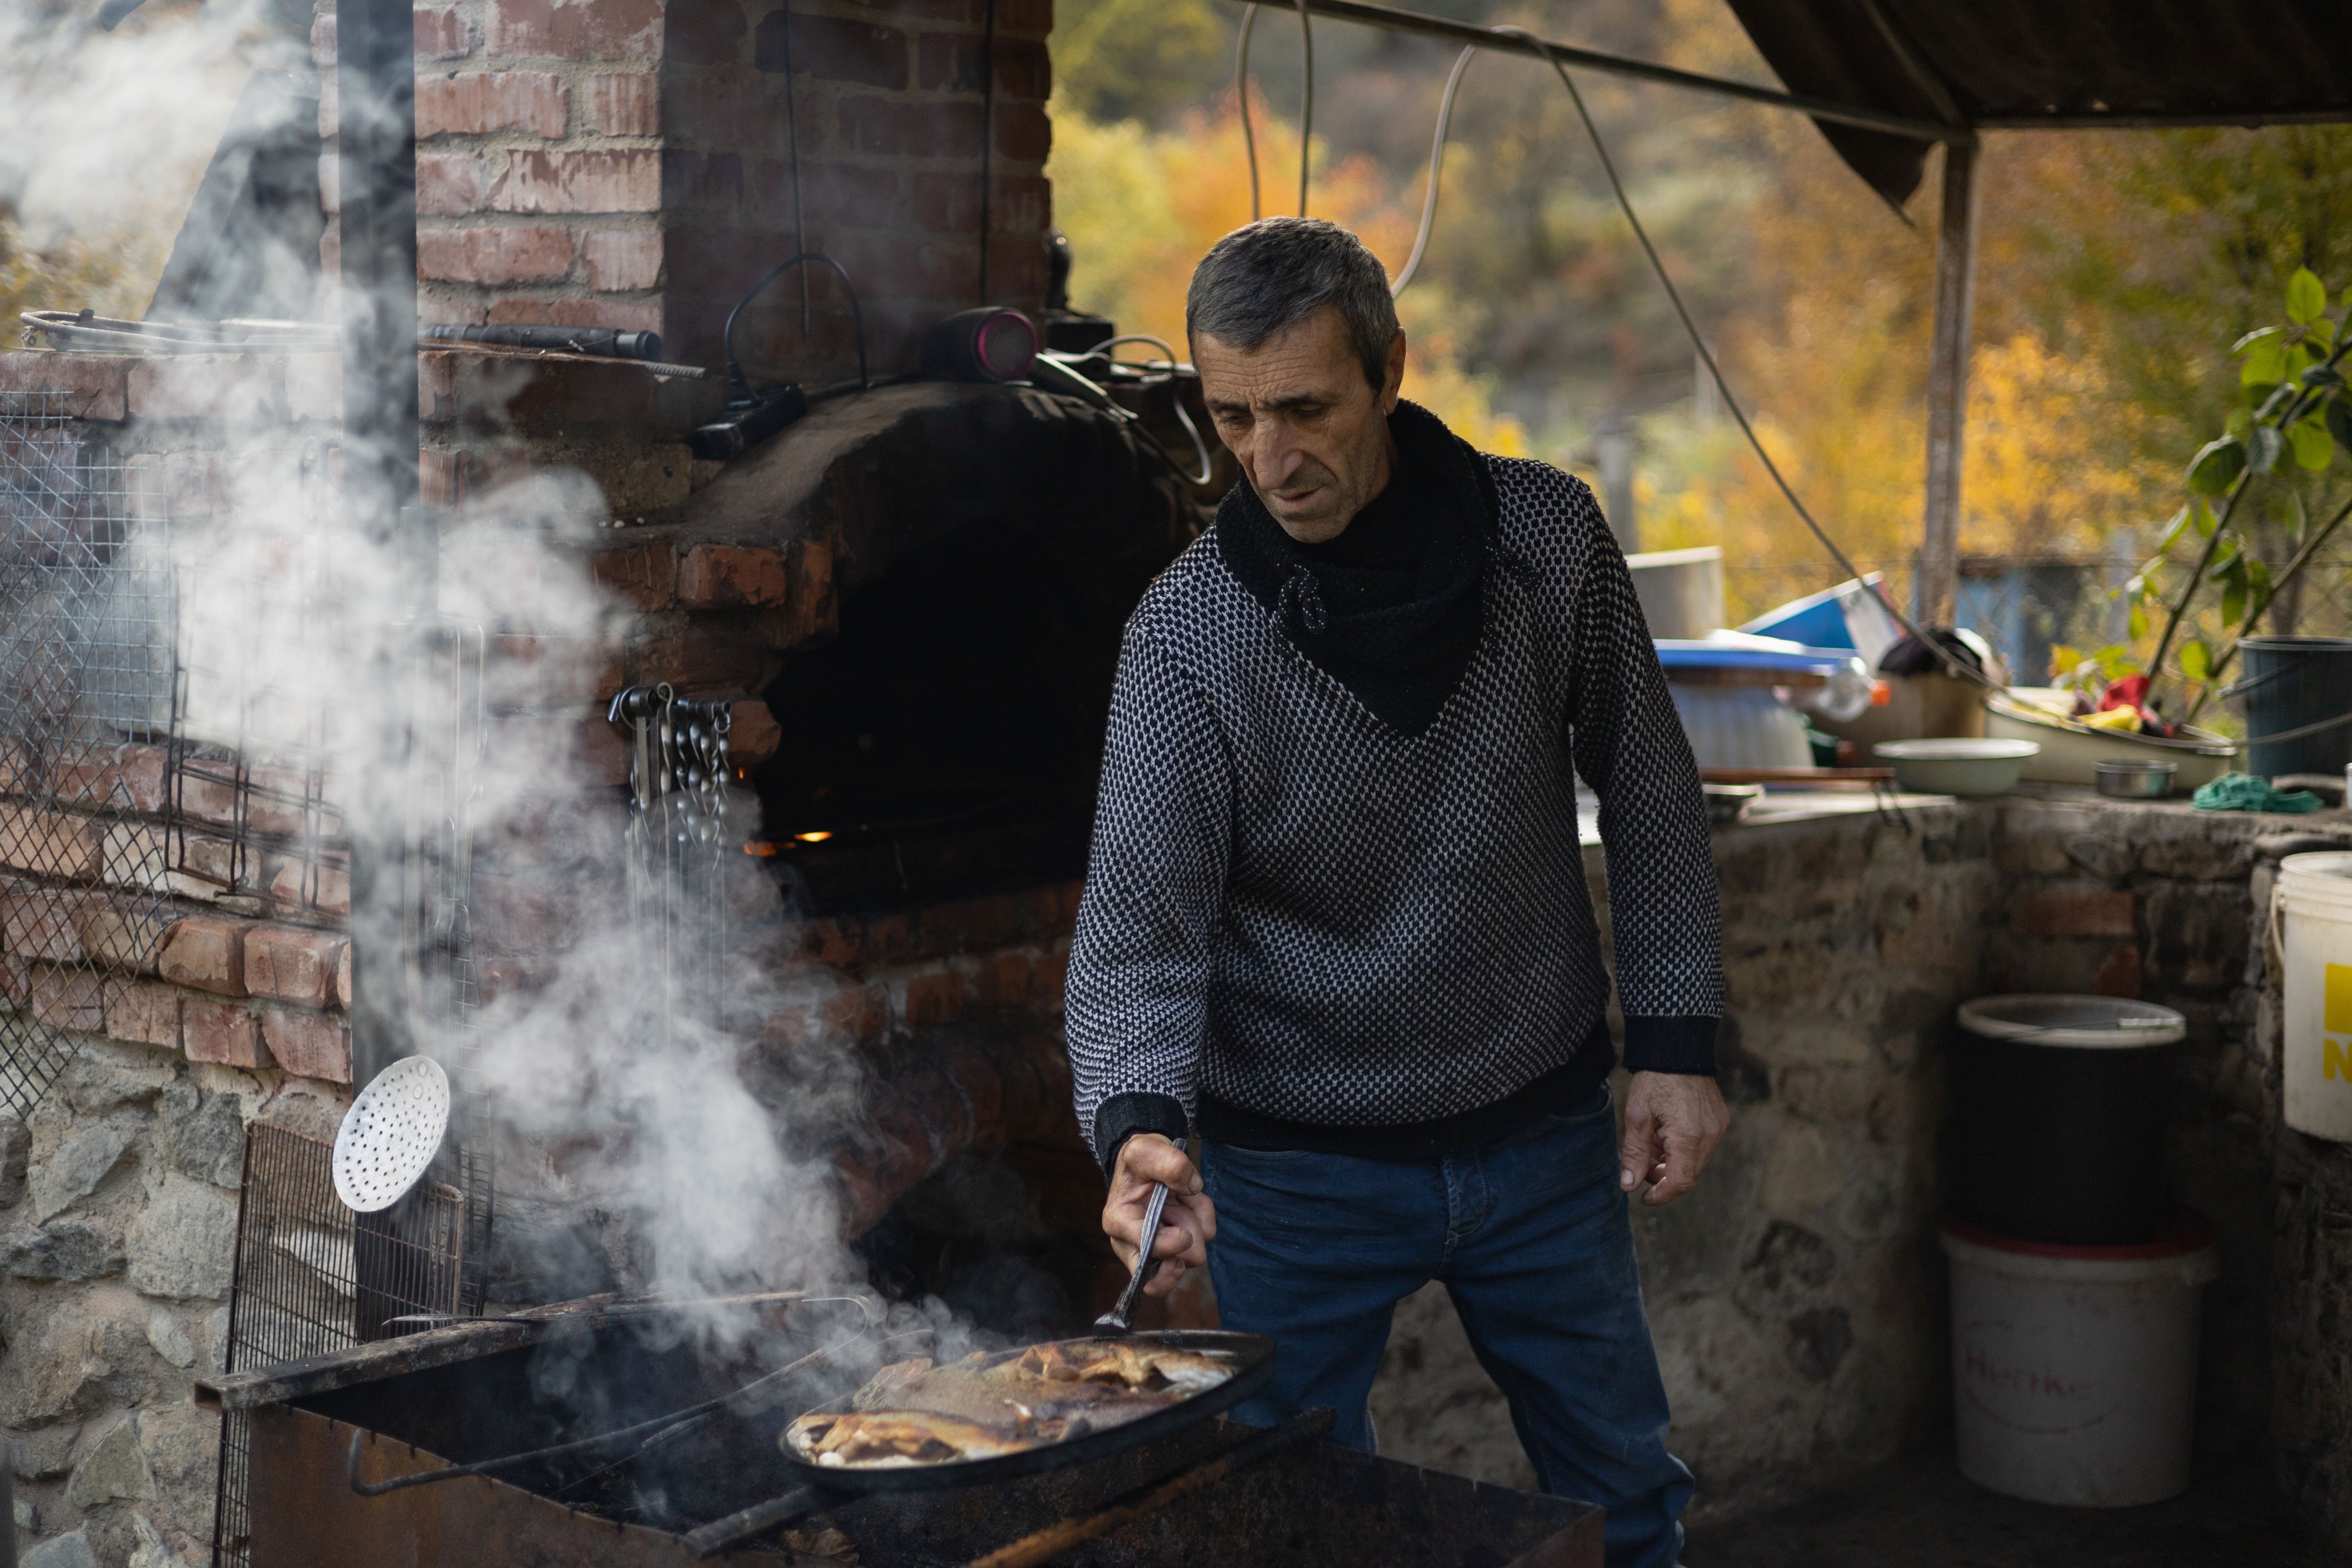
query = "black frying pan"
xmin=775 ymin=1328 xmax=1276 ymax=1494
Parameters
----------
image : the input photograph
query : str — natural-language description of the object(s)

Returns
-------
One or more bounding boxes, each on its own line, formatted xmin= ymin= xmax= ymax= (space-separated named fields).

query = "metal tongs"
xmin=1093 ymin=1181 xmax=1171 ymax=1335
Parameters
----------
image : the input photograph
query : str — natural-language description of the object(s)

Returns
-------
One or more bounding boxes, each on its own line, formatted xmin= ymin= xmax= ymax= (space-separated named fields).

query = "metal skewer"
xmin=1095 ymin=1181 xmax=1171 ymax=1335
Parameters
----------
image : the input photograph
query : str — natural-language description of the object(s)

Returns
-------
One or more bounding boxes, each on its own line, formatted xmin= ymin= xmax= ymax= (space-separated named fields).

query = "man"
xmin=1065 ymin=217 xmax=1728 ymax=1568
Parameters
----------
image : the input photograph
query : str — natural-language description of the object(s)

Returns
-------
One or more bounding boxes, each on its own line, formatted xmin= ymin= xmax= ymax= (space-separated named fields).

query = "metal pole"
xmin=339 ymin=0 xmax=425 ymax=1092
xmin=1917 ymin=138 xmax=1980 ymax=627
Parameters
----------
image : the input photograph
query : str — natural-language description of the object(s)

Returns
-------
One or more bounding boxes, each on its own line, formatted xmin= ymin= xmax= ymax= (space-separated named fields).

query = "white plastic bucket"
xmin=1941 ymin=1217 xmax=2220 ymax=1507
xmin=2276 ymin=852 xmax=2352 ymax=1143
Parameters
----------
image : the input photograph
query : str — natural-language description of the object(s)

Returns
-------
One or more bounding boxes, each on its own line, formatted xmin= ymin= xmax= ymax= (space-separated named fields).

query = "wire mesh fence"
xmin=211 ymin=1123 xmax=466 ymax=1568
xmin=0 ymin=391 xmax=177 ymax=1119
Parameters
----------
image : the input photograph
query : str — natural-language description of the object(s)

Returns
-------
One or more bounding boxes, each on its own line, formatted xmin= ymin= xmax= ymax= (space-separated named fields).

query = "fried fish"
xmin=782 ymin=1343 xmax=1234 ymax=1469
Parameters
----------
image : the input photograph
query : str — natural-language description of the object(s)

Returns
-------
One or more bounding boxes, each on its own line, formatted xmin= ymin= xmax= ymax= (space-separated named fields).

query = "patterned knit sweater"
xmin=1065 ymin=449 xmax=1724 ymax=1168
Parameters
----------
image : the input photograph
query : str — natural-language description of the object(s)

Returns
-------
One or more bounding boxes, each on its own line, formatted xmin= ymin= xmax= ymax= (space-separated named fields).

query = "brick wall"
xmin=317 ymin=0 xmax=1054 ymax=384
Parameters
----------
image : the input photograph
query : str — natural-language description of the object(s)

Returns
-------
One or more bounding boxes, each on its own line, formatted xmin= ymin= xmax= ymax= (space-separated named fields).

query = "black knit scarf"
xmin=1215 ymin=400 xmax=1499 ymax=736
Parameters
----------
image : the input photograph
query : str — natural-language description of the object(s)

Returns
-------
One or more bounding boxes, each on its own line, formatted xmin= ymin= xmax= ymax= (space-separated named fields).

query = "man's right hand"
xmin=1102 ymin=1134 xmax=1217 ymax=1298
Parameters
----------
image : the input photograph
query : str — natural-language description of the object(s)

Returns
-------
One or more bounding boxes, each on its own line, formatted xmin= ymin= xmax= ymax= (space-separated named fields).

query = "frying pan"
xmin=775 ymin=1328 xmax=1277 ymax=1494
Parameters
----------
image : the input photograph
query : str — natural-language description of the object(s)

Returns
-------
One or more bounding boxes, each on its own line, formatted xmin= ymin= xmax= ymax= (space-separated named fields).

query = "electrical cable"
xmin=1492 ymin=24 xmax=1987 ymax=689
xmin=1086 ymin=334 xmax=1217 ymax=485
xmin=1393 ymin=46 xmax=1475 ymax=297
xmin=779 ymin=0 xmax=808 ymax=336
xmin=1294 ymin=0 xmax=1313 ymax=215
xmin=980 ymin=0 xmax=998 ymax=301
xmin=720 ymin=252 xmax=868 ymax=402
xmin=1237 ymin=5 xmax=1262 ymax=221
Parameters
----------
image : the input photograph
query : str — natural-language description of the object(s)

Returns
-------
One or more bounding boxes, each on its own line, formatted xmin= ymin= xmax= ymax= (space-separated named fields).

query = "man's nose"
xmin=1251 ymin=424 xmax=1305 ymax=490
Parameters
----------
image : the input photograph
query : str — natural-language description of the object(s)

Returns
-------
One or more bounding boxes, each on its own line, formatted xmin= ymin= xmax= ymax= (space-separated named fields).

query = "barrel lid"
xmin=1956 ymin=993 xmax=2186 ymax=1049
xmin=1941 ymin=1210 xmax=2216 ymax=1262
xmin=2280 ymin=850 xmax=2352 ymax=882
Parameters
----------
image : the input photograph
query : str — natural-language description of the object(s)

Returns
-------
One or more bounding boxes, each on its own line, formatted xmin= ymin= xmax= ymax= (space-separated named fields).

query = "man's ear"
xmin=1380 ymin=330 xmax=1407 ymax=412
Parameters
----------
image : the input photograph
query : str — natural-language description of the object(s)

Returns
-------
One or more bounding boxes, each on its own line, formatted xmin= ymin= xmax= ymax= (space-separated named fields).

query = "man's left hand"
xmin=1619 ymin=1071 xmax=1730 ymax=1207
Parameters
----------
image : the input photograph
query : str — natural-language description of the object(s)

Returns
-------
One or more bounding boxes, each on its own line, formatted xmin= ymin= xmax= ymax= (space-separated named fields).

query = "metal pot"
xmin=2095 ymin=759 xmax=2177 ymax=799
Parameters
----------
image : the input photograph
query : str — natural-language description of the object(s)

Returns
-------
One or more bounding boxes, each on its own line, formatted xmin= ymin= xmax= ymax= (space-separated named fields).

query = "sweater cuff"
xmin=1622 ymin=1015 xmax=1719 ymax=1076
xmin=1092 ymin=1092 xmax=1191 ymax=1178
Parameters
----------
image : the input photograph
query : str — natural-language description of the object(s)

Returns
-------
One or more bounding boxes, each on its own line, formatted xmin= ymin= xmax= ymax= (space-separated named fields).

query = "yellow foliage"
xmin=1048 ymin=92 xmax=1526 ymax=456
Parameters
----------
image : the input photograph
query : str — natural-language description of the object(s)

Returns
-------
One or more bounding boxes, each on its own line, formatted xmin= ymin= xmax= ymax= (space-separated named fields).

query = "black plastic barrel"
xmin=1948 ymin=995 xmax=2184 ymax=1245
xmin=2235 ymin=635 xmax=2352 ymax=780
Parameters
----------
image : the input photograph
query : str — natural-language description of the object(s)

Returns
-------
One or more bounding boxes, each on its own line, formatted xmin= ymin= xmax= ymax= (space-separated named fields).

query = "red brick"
xmin=184 ymin=999 xmax=266 ymax=1068
xmin=262 ymin=855 xmax=351 ymax=918
xmin=814 ymin=983 xmax=879 ymax=1042
xmin=677 ymin=543 xmax=791 ymax=608
xmin=993 ymin=38 xmax=1051 ymax=98
xmin=312 ymin=11 xmax=335 ymax=67
xmin=995 ymin=101 xmax=1050 ymax=162
xmin=591 ymin=542 xmax=678 ymax=610
xmin=998 ymin=0 xmax=1052 ymax=34
xmin=484 ymin=294 xmax=664 ymax=332
xmin=2093 ymin=945 xmax=2143 ymax=999
xmin=837 ymin=97 xmax=982 ymax=157
xmin=730 ymin=700 xmax=781 ymax=765
xmin=659 ymin=81 xmax=791 ymax=150
xmin=488 ymin=0 xmax=662 ymax=61
xmin=489 ymin=149 xmax=660 ymax=213
xmin=46 ymin=741 xmax=171 ymax=816
xmin=2 ymin=891 xmax=84 ymax=963
xmin=0 ymin=954 xmax=21 ymax=1006
xmin=260 ymin=1007 xmax=350 ymax=1083
xmin=583 ymin=228 xmax=662 ymax=291
xmin=911 ymin=171 xmax=982 ymax=234
xmin=585 ymin=72 xmax=659 ymax=135
xmin=244 ymin=924 xmax=346 ymax=1009
xmin=629 ymin=629 xmax=771 ymax=693
xmin=755 ymin=161 xmax=900 ymax=227
xmin=419 ymin=152 xmax=491 ymax=216
xmin=29 ymin=968 xmax=102 ymax=1031
xmin=664 ymin=0 xmax=749 ymax=64
xmin=902 ymin=968 xmax=965 ymax=1028
xmin=414 ymin=7 xmax=474 ymax=59
xmin=661 ymin=150 xmax=745 ymax=211
xmin=78 ymin=901 xmax=168 ymax=974
xmin=106 ymin=979 xmax=181 ymax=1049
xmin=418 ymin=71 xmax=569 ymax=138
xmin=2011 ymin=889 xmax=2136 ymax=940
xmin=418 ymin=225 xmax=577 ymax=284
xmin=159 ymin=916 xmax=249 ymax=997
xmin=336 ymin=942 xmax=351 ymax=1009
xmin=755 ymin=13 xmax=907 ymax=87
xmin=916 ymin=31 xmax=985 ymax=93
xmin=972 ymin=950 xmax=1032 ymax=1010
xmin=0 ymin=805 xmax=100 ymax=879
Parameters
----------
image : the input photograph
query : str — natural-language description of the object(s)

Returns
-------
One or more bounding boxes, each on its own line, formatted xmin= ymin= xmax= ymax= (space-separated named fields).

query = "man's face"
xmin=1192 ymin=307 xmax=1407 ymax=544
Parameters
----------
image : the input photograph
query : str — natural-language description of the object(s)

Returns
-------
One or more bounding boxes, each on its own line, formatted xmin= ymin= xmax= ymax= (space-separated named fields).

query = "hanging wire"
xmin=1237 ymin=4 xmax=1262 ymax=221
xmin=1491 ymin=24 xmax=1985 ymax=687
xmin=979 ymin=0 xmax=998 ymax=301
xmin=1085 ymin=334 xmax=1217 ymax=485
xmin=1294 ymin=0 xmax=1313 ymax=215
xmin=779 ymin=0 xmax=808 ymax=335
xmin=1393 ymin=46 xmax=1476 ymax=296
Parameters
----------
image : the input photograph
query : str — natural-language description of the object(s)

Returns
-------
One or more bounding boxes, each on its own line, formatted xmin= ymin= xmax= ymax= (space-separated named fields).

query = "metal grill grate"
xmin=612 ymin=685 xmax=734 ymax=1051
xmin=211 ymin=1123 xmax=465 ymax=1568
xmin=0 ymin=391 xmax=177 ymax=1119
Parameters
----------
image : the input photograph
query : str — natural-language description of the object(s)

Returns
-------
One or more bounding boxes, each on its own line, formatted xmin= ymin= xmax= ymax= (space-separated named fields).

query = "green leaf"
xmin=2288 ymin=267 xmax=2327 ymax=326
xmin=2208 ymin=537 xmax=2241 ymax=577
xmin=2292 ymin=417 xmax=2335 ymax=471
xmin=2222 ymin=576 xmax=2247 ymax=627
xmin=2248 ymin=423 xmax=2285 ymax=475
xmin=2234 ymin=325 xmax=2284 ymax=353
xmin=2329 ymin=397 xmax=2352 ymax=453
xmin=2099 ymin=645 xmax=2140 ymax=679
xmin=2247 ymin=554 xmax=2273 ymax=611
xmin=2188 ymin=435 xmax=2247 ymax=493
xmin=2243 ymin=337 xmax=2288 ymax=385
xmin=2314 ymin=317 xmax=2341 ymax=348
xmin=2193 ymin=497 xmax=2219 ymax=537
xmin=2227 ymin=407 xmax=2254 ymax=439
xmin=2304 ymin=365 xmax=2345 ymax=388
xmin=2179 ymin=639 xmax=2211 ymax=682
xmin=2156 ymin=506 xmax=2193 ymax=553
xmin=2127 ymin=602 xmax=2149 ymax=640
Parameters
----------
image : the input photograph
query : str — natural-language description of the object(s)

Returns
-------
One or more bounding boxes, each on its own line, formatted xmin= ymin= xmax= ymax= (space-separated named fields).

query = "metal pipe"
xmin=1213 ymin=0 xmax=1967 ymax=144
xmin=338 ymin=0 xmax=427 ymax=1093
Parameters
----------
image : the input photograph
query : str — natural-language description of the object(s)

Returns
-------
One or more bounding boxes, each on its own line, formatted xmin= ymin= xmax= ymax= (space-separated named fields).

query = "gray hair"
xmin=1184 ymin=218 xmax=1399 ymax=389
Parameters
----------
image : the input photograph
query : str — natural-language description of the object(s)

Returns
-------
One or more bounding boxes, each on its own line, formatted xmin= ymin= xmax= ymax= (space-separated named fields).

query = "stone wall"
xmin=1367 ymin=793 xmax=2352 ymax=1533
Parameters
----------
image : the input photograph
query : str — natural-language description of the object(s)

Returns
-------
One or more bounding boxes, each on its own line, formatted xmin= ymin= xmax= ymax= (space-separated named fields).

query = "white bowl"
xmin=1874 ymin=738 xmax=2040 ymax=798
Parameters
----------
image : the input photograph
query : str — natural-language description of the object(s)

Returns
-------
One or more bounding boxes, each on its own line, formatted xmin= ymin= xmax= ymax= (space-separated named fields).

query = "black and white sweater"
xmin=1066 ymin=444 xmax=1724 ymax=1169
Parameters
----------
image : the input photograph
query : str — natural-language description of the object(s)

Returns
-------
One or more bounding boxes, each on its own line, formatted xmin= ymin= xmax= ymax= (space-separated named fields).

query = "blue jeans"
xmin=1203 ymin=1085 xmax=1693 ymax=1568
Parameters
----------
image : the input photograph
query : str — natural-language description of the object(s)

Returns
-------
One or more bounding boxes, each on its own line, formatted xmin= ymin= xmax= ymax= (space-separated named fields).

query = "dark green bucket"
xmin=2233 ymin=636 xmax=2352 ymax=779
